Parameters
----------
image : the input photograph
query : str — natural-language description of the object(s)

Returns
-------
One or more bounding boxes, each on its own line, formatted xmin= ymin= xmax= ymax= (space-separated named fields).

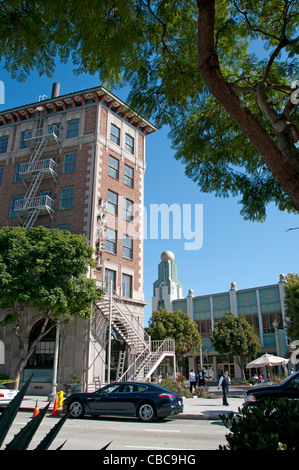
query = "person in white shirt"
xmin=189 ymin=369 xmax=196 ymax=393
xmin=218 ymin=371 xmax=231 ymax=406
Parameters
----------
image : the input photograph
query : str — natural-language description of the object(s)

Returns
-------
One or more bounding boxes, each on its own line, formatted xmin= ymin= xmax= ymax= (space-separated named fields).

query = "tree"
xmin=284 ymin=273 xmax=299 ymax=341
xmin=147 ymin=308 xmax=202 ymax=366
xmin=212 ymin=311 xmax=260 ymax=378
xmin=0 ymin=1 xmax=298 ymax=220
xmin=0 ymin=226 xmax=103 ymax=389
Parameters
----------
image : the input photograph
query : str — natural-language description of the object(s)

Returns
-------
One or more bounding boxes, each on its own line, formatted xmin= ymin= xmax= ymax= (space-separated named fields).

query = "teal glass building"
xmin=152 ymin=251 xmax=289 ymax=381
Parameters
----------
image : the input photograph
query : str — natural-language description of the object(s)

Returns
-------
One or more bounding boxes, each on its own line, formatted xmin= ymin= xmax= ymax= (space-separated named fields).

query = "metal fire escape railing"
xmin=14 ymin=112 xmax=60 ymax=229
xmin=95 ymin=295 xmax=176 ymax=383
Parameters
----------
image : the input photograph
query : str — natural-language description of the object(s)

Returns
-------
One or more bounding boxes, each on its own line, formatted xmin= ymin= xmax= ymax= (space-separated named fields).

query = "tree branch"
xmin=196 ymin=0 xmax=299 ymax=211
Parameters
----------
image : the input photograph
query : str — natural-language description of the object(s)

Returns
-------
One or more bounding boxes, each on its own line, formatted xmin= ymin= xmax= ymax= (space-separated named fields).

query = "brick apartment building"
xmin=0 ymin=84 xmax=176 ymax=395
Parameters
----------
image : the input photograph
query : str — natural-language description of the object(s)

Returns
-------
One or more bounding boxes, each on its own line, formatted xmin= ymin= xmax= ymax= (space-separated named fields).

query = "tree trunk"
xmin=12 ymin=312 xmax=55 ymax=390
xmin=196 ymin=0 xmax=299 ymax=212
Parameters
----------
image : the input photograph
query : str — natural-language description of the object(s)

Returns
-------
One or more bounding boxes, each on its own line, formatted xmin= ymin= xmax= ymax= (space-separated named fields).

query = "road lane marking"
xmin=126 ymin=445 xmax=192 ymax=450
xmin=145 ymin=428 xmax=181 ymax=433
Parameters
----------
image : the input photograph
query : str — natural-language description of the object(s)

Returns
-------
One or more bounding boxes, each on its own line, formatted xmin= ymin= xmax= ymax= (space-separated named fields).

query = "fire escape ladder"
xmin=22 ymin=209 xmax=40 ymax=230
xmin=23 ymin=171 xmax=44 ymax=207
xmin=27 ymin=136 xmax=48 ymax=168
xmin=14 ymin=112 xmax=60 ymax=229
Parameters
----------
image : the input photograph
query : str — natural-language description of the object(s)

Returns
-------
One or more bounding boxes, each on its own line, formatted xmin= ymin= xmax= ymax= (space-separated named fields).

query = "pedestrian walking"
xmin=218 ymin=370 xmax=231 ymax=406
xmin=197 ymin=368 xmax=206 ymax=387
xmin=189 ymin=369 xmax=196 ymax=393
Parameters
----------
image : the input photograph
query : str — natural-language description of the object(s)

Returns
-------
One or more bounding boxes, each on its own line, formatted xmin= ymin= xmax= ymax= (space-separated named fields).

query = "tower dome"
xmin=161 ymin=250 xmax=175 ymax=263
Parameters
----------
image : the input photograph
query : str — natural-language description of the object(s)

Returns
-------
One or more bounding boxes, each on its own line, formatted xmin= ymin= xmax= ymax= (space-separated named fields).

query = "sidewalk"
xmin=19 ymin=386 xmax=246 ymax=420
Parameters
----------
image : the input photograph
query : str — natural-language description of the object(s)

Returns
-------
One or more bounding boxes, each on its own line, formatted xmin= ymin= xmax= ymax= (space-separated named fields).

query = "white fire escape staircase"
xmin=95 ymin=296 xmax=176 ymax=382
xmin=14 ymin=112 xmax=60 ymax=229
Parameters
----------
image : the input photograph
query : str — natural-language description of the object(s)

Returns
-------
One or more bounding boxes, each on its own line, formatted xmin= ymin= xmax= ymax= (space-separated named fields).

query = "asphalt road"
xmin=3 ymin=411 xmax=229 ymax=451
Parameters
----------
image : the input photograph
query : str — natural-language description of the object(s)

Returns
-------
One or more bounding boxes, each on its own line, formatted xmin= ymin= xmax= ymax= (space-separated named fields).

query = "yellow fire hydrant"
xmin=57 ymin=390 xmax=65 ymax=409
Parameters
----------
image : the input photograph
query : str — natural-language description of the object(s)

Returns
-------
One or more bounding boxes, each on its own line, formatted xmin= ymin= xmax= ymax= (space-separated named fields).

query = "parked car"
xmin=0 ymin=383 xmax=18 ymax=407
xmin=63 ymin=381 xmax=183 ymax=422
xmin=243 ymin=371 xmax=299 ymax=407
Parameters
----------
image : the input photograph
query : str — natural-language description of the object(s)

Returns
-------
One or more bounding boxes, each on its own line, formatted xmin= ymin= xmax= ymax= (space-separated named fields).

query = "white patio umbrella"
xmin=246 ymin=353 xmax=289 ymax=368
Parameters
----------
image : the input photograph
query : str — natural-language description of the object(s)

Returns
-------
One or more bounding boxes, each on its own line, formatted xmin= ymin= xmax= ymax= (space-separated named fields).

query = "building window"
xmin=110 ymin=123 xmax=120 ymax=145
xmin=262 ymin=312 xmax=283 ymax=333
xmin=125 ymin=133 xmax=134 ymax=154
xmin=0 ymin=136 xmax=8 ymax=154
xmin=59 ymin=187 xmax=73 ymax=210
xmin=122 ymin=234 xmax=133 ymax=259
xmin=9 ymin=196 xmax=23 ymax=218
xmin=0 ymin=167 xmax=3 ymax=185
xmin=63 ymin=152 xmax=76 ymax=173
xmin=66 ymin=120 xmax=79 ymax=139
xmin=40 ymin=190 xmax=53 ymax=208
xmin=108 ymin=155 xmax=119 ymax=179
xmin=107 ymin=189 xmax=118 ymax=215
xmin=122 ymin=273 xmax=132 ymax=298
xmin=20 ymin=130 xmax=32 ymax=149
xmin=123 ymin=198 xmax=134 ymax=222
xmin=124 ymin=164 xmax=134 ymax=187
xmin=14 ymin=163 xmax=23 ymax=182
xmin=105 ymin=268 xmax=116 ymax=293
xmin=195 ymin=320 xmax=212 ymax=338
xmin=58 ymin=225 xmax=71 ymax=231
xmin=48 ymin=124 xmax=60 ymax=138
xmin=105 ymin=227 xmax=117 ymax=254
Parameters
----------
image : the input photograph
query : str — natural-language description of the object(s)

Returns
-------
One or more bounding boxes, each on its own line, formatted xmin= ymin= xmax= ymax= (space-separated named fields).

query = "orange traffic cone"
xmin=51 ymin=396 xmax=59 ymax=416
xmin=32 ymin=399 xmax=39 ymax=418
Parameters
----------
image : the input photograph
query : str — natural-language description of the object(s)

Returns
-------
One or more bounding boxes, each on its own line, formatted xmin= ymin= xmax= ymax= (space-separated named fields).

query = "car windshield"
xmin=0 ymin=383 xmax=8 ymax=390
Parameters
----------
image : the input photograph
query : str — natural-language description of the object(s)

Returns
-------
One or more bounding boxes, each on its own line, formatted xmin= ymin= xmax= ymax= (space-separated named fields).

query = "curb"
xmin=18 ymin=406 xmax=239 ymax=421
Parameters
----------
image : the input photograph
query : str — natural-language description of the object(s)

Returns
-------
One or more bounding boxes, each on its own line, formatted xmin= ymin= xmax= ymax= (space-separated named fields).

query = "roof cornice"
xmin=0 ymin=85 xmax=157 ymax=135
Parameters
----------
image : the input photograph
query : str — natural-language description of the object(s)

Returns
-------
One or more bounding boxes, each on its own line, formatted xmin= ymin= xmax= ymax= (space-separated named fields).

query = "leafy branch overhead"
xmin=0 ymin=1 xmax=298 ymax=220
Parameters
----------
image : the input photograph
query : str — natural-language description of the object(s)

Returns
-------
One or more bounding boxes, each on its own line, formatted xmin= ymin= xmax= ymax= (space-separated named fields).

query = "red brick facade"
xmin=0 ymin=85 xmax=156 ymax=305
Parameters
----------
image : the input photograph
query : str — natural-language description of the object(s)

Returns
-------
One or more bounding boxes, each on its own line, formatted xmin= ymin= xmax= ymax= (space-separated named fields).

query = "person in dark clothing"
xmin=197 ymin=368 xmax=206 ymax=387
xmin=218 ymin=371 xmax=231 ymax=406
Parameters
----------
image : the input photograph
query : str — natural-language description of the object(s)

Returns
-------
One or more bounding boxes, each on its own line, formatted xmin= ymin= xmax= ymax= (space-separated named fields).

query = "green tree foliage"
xmin=212 ymin=311 xmax=260 ymax=378
xmin=219 ymin=399 xmax=299 ymax=450
xmin=0 ymin=226 xmax=103 ymax=387
xmin=0 ymin=1 xmax=298 ymax=220
xmin=147 ymin=308 xmax=201 ymax=363
xmin=284 ymin=273 xmax=299 ymax=341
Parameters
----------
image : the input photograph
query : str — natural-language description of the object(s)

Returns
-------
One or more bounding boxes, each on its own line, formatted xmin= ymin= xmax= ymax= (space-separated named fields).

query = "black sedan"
xmin=62 ymin=381 xmax=183 ymax=422
xmin=243 ymin=371 xmax=299 ymax=407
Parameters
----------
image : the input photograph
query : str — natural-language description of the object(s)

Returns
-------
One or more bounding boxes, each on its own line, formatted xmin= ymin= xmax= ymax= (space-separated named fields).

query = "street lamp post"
xmin=272 ymin=318 xmax=280 ymax=356
xmin=107 ymin=280 xmax=112 ymax=384
xmin=48 ymin=320 xmax=61 ymax=401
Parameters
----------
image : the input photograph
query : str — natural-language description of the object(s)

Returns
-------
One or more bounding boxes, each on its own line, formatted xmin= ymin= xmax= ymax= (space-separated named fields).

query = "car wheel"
xmin=68 ymin=399 xmax=85 ymax=418
xmin=137 ymin=402 xmax=156 ymax=422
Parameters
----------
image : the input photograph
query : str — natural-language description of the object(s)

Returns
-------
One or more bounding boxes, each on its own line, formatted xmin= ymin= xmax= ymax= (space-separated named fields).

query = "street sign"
xmin=130 ymin=344 xmax=138 ymax=355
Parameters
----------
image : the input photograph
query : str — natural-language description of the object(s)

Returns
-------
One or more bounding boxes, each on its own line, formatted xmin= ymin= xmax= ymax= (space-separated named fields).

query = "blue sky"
xmin=1 ymin=62 xmax=298 ymax=326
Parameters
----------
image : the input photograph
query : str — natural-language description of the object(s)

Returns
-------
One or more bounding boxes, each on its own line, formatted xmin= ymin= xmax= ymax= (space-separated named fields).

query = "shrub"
xmin=160 ymin=377 xmax=192 ymax=398
xmin=219 ymin=399 xmax=299 ymax=450
xmin=197 ymin=387 xmax=217 ymax=399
